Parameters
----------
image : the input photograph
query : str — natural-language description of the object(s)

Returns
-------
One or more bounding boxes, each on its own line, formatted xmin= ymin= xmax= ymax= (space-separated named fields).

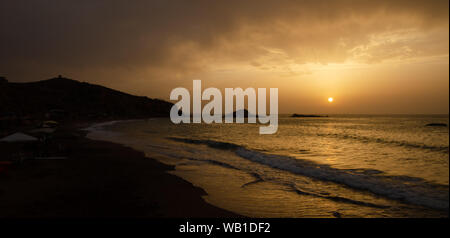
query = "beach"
xmin=0 ymin=123 xmax=238 ymax=218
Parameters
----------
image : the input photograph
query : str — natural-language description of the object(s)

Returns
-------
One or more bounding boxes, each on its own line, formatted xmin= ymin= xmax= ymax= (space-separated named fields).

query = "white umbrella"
xmin=0 ymin=132 xmax=38 ymax=142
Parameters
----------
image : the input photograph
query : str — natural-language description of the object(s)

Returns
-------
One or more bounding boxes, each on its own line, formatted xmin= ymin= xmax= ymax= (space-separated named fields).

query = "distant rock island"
xmin=220 ymin=109 xmax=252 ymax=118
xmin=291 ymin=114 xmax=328 ymax=118
xmin=232 ymin=109 xmax=251 ymax=118
xmin=0 ymin=76 xmax=172 ymax=122
xmin=425 ymin=123 xmax=447 ymax=127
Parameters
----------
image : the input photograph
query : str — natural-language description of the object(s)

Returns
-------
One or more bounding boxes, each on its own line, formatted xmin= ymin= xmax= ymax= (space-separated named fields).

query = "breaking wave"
xmin=168 ymin=137 xmax=449 ymax=211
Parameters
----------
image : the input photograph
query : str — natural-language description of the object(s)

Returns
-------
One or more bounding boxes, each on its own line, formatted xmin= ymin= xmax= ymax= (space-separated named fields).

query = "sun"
xmin=328 ymin=97 xmax=334 ymax=103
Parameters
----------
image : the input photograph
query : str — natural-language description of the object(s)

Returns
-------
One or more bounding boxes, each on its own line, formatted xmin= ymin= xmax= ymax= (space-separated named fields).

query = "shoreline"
xmin=0 ymin=121 xmax=241 ymax=218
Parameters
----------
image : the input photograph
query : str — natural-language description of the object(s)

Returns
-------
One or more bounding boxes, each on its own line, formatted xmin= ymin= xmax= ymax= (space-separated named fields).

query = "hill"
xmin=0 ymin=76 xmax=172 ymax=120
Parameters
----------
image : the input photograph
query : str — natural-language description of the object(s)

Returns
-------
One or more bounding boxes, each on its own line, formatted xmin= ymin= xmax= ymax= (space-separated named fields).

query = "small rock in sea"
xmin=332 ymin=211 xmax=342 ymax=218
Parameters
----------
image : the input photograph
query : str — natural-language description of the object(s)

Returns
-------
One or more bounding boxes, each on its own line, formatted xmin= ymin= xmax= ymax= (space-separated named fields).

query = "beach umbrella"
xmin=0 ymin=132 xmax=39 ymax=163
xmin=0 ymin=132 xmax=38 ymax=142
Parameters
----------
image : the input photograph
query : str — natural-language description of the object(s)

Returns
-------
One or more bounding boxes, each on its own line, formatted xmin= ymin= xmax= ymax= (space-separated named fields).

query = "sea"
xmin=86 ymin=115 xmax=449 ymax=217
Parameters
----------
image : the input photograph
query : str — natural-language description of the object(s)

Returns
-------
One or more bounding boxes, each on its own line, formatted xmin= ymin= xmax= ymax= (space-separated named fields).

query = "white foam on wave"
xmin=83 ymin=120 xmax=124 ymax=132
xmin=166 ymin=136 xmax=449 ymax=210
xmin=235 ymin=147 xmax=449 ymax=210
xmin=83 ymin=120 xmax=140 ymax=141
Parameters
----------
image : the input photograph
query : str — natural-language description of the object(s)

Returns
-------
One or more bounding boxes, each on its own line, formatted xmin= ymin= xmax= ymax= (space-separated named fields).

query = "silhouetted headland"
xmin=0 ymin=76 xmax=172 ymax=136
xmin=0 ymin=75 xmax=172 ymax=120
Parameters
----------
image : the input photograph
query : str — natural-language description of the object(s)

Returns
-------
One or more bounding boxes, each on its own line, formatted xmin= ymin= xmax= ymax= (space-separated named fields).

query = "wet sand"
xmin=0 ymin=125 xmax=239 ymax=218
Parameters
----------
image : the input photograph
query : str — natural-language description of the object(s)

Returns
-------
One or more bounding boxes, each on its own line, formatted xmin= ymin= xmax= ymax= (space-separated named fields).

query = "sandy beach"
xmin=0 ymin=124 xmax=239 ymax=218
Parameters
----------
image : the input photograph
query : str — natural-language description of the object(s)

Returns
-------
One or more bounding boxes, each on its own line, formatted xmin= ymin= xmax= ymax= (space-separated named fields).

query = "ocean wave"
xmin=84 ymin=120 xmax=140 ymax=132
xmin=290 ymin=185 xmax=390 ymax=209
xmin=168 ymin=137 xmax=449 ymax=210
xmin=316 ymin=133 xmax=449 ymax=154
xmin=83 ymin=120 xmax=123 ymax=132
xmin=168 ymin=137 xmax=241 ymax=150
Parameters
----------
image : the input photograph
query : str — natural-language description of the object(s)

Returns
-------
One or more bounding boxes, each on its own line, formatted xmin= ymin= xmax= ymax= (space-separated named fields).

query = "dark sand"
xmin=0 ymin=125 xmax=239 ymax=218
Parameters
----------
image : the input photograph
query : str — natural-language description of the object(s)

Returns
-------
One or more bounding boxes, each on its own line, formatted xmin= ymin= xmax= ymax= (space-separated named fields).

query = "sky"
xmin=1 ymin=0 xmax=448 ymax=114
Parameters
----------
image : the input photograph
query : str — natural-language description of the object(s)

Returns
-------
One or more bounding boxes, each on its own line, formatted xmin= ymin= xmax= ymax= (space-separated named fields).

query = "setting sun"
xmin=328 ymin=97 xmax=334 ymax=103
